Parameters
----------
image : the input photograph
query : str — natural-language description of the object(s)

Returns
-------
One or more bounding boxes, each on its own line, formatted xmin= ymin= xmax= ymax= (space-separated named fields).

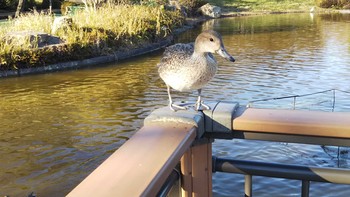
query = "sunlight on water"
xmin=0 ymin=13 xmax=350 ymax=196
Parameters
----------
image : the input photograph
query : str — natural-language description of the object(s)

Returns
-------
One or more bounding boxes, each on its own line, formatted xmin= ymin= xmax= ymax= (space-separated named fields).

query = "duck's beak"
xmin=217 ymin=48 xmax=235 ymax=62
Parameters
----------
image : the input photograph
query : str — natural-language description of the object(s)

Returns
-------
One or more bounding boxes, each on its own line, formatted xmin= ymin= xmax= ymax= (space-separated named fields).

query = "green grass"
xmin=207 ymin=0 xmax=315 ymax=12
xmin=0 ymin=5 xmax=184 ymax=70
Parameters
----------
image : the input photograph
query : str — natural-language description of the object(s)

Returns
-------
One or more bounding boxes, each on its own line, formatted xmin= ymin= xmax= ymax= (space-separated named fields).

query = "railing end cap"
xmin=144 ymin=106 xmax=205 ymax=137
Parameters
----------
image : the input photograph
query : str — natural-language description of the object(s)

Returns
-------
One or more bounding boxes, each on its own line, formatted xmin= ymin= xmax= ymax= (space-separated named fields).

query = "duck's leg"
xmin=196 ymin=89 xmax=210 ymax=111
xmin=167 ymin=85 xmax=187 ymax=111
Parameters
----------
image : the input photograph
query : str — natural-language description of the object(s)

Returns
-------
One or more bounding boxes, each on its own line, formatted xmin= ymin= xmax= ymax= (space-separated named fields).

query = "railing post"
xmin=192 ymin=139 xmax=213 ymax=197
xmin=145 ymin=106 xmax=213 ymax=197
xmin=181 ymin=138 xmax=213 ymax=197
xmin=245 ymin=174 xmax=252 ymax=197
xmin=301 ymin=180 xmax=310 ymax=197
xmin=181 ymin=148 xmax=193 ymax=196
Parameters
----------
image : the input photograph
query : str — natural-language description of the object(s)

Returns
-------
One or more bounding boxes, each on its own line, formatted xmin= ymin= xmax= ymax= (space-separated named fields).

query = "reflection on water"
xmin=0 ymin=13 xmax=350 ymax=196
xmin=0 ymin=54 xmax=167 ymax=195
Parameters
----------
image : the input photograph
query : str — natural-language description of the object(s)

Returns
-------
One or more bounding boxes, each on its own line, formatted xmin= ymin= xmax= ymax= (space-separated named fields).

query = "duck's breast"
xmin=188 ymin=54 xmax=217 ymax=90
xmin=158 ymin=44 xmax=218 ymax=91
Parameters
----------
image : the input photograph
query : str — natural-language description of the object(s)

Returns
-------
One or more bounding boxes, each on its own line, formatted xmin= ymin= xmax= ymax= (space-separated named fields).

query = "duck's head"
xmin=194 ymin=30 xmax=235 ymax=62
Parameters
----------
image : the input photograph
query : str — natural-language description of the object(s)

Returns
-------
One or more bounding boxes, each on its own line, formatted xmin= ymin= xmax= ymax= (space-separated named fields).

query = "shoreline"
xmin=1 ymin=8 xmax=349 ymax=78
xmin=0 ymin=36 xmax=174 ymax=77
xmin=0 ymin=16 xmax=208 ymax=78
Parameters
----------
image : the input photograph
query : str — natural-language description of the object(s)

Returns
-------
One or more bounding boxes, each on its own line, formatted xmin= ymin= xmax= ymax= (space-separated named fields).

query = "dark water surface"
xmin=1 ymin=13 xmax=350 ymax=196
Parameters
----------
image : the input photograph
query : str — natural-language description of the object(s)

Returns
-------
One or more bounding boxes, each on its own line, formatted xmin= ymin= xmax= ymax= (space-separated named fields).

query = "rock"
xmin=4 ymin=31 xmax=63 ymax=48
xmin=199 ymin=3 xmax=221 ymax=18
xmin=166 ymin=0 xmax=187 ymax=17
xmin=51 ymin=16 xmax=73 ymax=34
xmin=343 ymin=4 xmax=350 ymax=9
xmin=164 ymin=4 xmax=177 ymax=11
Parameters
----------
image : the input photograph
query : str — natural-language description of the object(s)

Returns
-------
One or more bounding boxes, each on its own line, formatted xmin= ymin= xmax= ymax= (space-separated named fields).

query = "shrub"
xmin=0 ymin=0 xmax=18 ymax=11
xmin=315 ymin=0 xmax=350 ymax=8
xmin=0 ymin=0 xmax=44 ymax=11
xmin=41 ymin=0 xmax=64 ymax=9
xmin=179 ymin=0 xmax=207 ymax=16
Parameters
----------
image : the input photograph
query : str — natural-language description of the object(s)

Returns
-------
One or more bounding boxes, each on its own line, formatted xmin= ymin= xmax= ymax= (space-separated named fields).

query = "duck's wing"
xmin=157 ymin=43 xmax=194 ymax=69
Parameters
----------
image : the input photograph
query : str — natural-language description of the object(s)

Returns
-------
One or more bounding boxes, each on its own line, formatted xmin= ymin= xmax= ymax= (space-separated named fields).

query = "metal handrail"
xmin=157 ymin=168 xmax=180 ymax=197
xmin=213 ymin=156 xmax=350 ymax=197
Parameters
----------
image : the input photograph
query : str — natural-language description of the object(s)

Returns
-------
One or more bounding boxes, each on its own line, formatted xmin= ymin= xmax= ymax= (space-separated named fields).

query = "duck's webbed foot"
xmin=195 ymin=89 xmax=210 ymax=111
xmin=169 ymin=103 xmax=188 ymax=111
xmin=195 ymin=101 xmax=211 ymax=111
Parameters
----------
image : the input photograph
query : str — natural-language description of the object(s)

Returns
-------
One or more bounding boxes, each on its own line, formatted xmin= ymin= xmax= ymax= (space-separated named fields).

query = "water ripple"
xmin=1 ymin=13 xmax=350 ymax=196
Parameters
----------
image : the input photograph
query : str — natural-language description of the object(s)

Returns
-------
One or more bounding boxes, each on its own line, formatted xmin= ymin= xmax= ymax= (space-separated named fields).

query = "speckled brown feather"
xmin=157 ymin=43 xmax=194 ymax=72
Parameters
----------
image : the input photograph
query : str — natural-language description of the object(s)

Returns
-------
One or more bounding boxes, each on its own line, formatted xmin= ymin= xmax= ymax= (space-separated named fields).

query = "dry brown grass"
xmin=0 ymin=5 xmax=184 ymax=70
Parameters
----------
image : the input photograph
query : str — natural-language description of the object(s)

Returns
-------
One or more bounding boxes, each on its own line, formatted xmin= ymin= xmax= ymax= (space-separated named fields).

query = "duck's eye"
xmin=209 ymin=38 xmax=214 ymax=42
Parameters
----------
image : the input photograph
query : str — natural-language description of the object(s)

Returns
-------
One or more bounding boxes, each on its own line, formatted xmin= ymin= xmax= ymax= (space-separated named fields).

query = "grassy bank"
xmin=1 ymin=0 xmax=348 ymax=71
xmin=0 ymin=4 xmax=184 ymax=70
xmin=209 ymin=0 xmax=350 ymax=12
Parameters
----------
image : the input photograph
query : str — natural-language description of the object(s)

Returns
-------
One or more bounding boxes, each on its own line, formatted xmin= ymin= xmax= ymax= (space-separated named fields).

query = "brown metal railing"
xmin=67 ymin=101 xmax=350 ymax=197
xmin=67 ymin=125 xmax=198 ymax=197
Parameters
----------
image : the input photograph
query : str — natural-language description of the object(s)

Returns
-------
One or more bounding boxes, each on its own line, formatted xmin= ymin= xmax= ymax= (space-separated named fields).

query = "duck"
xmin=158 ymin=30 xmax=235 ymax=111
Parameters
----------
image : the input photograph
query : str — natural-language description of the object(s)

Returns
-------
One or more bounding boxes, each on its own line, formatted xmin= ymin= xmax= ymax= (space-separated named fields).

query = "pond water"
xmin=1 ymin=13 xmax=350 ymax=196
